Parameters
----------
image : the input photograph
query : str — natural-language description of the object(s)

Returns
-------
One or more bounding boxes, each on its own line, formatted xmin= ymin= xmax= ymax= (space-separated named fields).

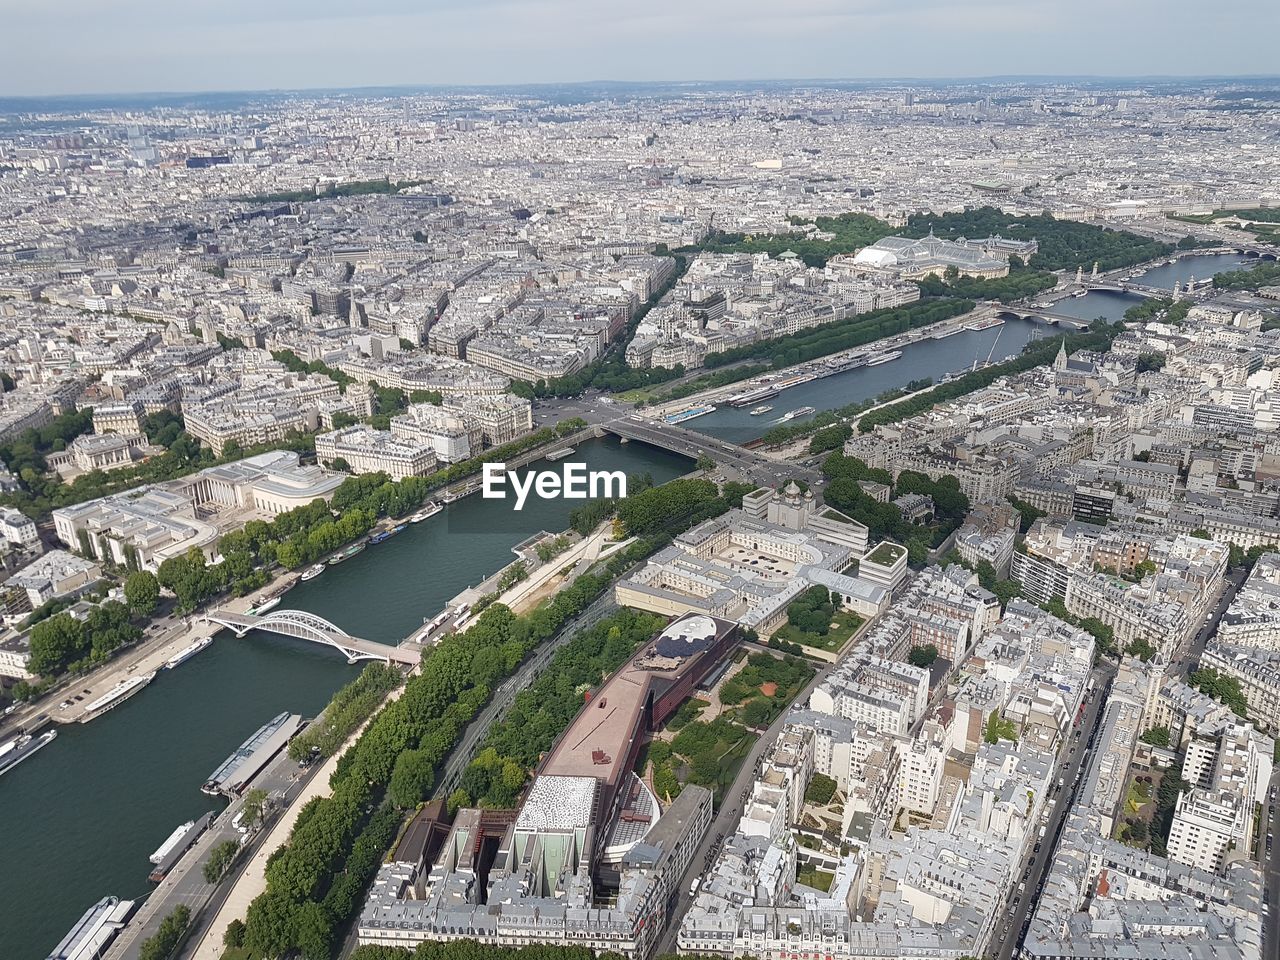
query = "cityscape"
xmin=0 ymin=25 xmax=1279 ymax=960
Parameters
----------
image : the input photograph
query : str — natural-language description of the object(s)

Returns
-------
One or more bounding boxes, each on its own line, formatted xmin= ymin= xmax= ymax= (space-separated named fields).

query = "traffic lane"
xmin=1171 ymin=567 xmax=1246 ymax=675
xmin=114 ymin=752 xmax=308 ymax=959
xmin=1264 ymin=772 xmax=1279 ymax=952
xmin=170 ymin=756 xmax=320 ymax=960
xmin=993 ymin=666 xmax=1113 ymax=960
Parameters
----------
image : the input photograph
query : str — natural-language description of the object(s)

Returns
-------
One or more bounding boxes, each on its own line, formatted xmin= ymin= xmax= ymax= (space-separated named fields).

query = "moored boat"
xmin=251 ymin=596 xmax=282 ymax=615
xmin=328 ymin=541 xmax=367 ymax=565
xmin=0 ymin=729 xmax=57 ymax=777
xmin=409 ymin=501 xmax=443 ymax=523
xmin=81 ymin=673 xmax=154 ymax=721
xmin=164 ymin=636 xmax=213 ymax=669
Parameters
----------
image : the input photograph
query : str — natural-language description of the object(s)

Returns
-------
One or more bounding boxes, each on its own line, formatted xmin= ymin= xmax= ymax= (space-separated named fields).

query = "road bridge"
xmin=201 ymin=609 xmax=420 ymax=665
xmin=601 ymin=416 xmax=819 ymax=486
xmin=994 ymin=307 xmax=1092 ymax=328
xmin=1084 ymin=279 xmax=1190 ymax=297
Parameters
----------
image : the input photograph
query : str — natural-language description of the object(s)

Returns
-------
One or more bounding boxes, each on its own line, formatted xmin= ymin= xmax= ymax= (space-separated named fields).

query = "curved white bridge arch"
xmin=201 ymin=608 xmax=419 ymax=665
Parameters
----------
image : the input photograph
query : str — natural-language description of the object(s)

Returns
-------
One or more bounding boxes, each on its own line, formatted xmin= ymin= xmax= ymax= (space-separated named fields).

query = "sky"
xmin=1 ymin=0 xmax=1277 ymax=97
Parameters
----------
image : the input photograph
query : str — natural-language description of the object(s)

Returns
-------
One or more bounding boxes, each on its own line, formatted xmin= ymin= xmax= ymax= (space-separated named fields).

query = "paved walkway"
xmin=189 ymin=678 xmax=409 ymax=959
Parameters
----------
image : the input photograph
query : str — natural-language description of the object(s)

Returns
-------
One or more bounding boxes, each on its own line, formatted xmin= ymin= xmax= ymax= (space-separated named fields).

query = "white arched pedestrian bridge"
xmin=202 ymin=608 xmax=420 ymax=665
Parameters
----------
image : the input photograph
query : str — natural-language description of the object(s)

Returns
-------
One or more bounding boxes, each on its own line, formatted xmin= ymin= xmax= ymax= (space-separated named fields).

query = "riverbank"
xmin=189 ymin=672 xmax=409 ymax=960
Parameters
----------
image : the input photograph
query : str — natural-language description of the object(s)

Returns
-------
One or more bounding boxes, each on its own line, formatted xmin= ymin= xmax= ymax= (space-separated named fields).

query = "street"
xmin=991 ymin=660 xmax=1116 ymax=960
xmin=1169 ymin=565 xmax=1246 ymax=678
xmin=1262 ymin=768 xmax=1279 ymax=957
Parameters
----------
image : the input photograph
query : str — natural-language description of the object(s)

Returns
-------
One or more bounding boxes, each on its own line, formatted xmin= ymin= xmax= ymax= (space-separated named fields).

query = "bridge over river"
xmin=601 ymin=416 xmax=820 ymax=486
xmin=201 ymin=608 xmax=421 ymax=665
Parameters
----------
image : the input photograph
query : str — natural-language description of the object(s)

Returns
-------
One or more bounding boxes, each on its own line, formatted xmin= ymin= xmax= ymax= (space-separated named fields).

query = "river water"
xmin=0 ymin=436 xmax=691 ymax=960
xmin=1135 ymin=252 xmax=1253 ymax=290
xmin=686 ymin=316 xmax=1049 ymax=443
xmin=685 ymin=252 xmax=1252 ymax=446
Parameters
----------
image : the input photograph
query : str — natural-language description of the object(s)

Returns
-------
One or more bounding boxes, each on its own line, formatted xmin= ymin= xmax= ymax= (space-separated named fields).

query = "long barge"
xmin=0 ymin=729 xmax=57 ymax=777
xmin=46 ymin=896 xmax=136 ymax=960
xmin=664 ymin=405 xmax=717 ymax=425
xmin=966 ymin=315 xmax=1006 ymax=331
xmin=727 ymin=386 xmax=780 ymax=407
xmin=203 ymin=711 xmax=304 ymax=797
xmin=80 ymin=672 xmax=154 ymax=722
xmin=164 ymin=635 xmax=213 ymax=670
xmin=865 ymin=350 xmax=903 ymax=366
xmin=148 ymin=812 xmax=213 ymax=882
xmin=328 ymin=540 xmax=367 ymax=565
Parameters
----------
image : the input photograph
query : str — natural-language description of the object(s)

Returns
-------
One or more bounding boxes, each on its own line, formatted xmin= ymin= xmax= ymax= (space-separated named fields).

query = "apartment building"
xmin=315 ymin=425 xmax=437 ymax=480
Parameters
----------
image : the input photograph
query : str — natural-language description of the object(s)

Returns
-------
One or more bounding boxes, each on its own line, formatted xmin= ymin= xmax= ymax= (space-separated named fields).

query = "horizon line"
xmin=3 ymin=73 xmax=1280 ymax=103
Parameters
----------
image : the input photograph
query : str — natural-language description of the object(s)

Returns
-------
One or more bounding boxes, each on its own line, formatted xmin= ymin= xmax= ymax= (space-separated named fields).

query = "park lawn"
xmin=773 ymin=610 xmax=863 ymax=652
xmin=1125 ymin=776 xmax=1153 ymax=814
xmin=615 ymin=387 xmax=660 ymax=403
xmin=797 ymin=865 xmax=835 ymax=892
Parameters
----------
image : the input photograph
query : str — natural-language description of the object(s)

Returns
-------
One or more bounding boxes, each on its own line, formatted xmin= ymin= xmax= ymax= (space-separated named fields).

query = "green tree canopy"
xmin=124 ymin=570 xmax=160 ymax=616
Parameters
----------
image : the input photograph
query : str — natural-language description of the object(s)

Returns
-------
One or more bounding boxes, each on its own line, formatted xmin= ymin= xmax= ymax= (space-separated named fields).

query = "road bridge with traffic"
xmin=601 ymin=416 xmax=820 ymax=486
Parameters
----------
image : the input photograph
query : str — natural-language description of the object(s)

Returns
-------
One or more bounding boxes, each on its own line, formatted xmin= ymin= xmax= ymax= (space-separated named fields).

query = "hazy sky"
xmin=1 ymin=0 xmax=1276 ymax=96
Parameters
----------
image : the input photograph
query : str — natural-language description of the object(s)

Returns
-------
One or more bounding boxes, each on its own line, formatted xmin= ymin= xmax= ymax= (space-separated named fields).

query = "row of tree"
xmin=701 ymin=298 xmax=974 ymax=371
xmin=238 ymin=476 xmax=753 ymax=957
xmin=154 ymin=426 xmax=572 ymax=609
xmin=1213 ymin=260 xmax=1280 ymax=291
xmin=453 ymin=608 xmax=667 ymax=809
xmin=26 ymin=599 xmax=141 ymax=677
xmin=287 ymin=662 xmax=403 ymax=762
xmin=1123 ymin=296 xmax=1192 ymax=325
xmin=137 ymin=905 xmax=190 ymax=960
xmin=916 ymin=263 xmax=1058 ymax=303
xmin=1188 ymin=666 xmax=1249 ymax=717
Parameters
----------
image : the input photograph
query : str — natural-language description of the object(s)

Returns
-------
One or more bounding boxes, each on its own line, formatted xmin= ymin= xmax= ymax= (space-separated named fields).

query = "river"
xmin=1135 ymin=251 xmax=1254 ymax=290
xmin=685 ymin=316 xmax=1049 ymax=443
xmin=0 ymin=436 xmax=692 ymax=960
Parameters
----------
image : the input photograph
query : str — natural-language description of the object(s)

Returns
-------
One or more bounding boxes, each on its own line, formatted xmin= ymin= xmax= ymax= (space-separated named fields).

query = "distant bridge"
xmin=202 ymin=609 xmax=421 ymax=665
xmin=995 ymin=307 xmax=1092 ymax=328
xmin=1083 ymin=281 xmax=1165 ymax=297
